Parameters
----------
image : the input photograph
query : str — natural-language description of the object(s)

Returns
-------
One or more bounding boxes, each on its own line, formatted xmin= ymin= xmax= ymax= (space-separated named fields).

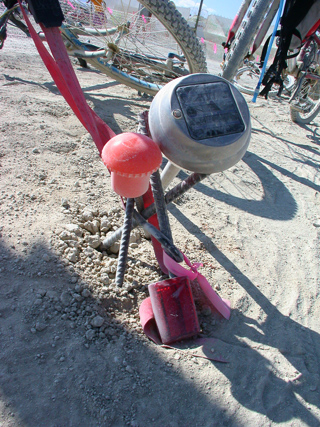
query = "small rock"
xmin=313 ymin=220 xmax=320 ymax=228
xmin=100 ymin=218 xmax=111 ymax=232
xmin=92 ymin=219 xmax=100 ymax=233
xmin=101 ymin=274 xmax=110 ymax=285
xmin=59 ymin=230 xmax=74 ymax=241
xmin=35 ymin=321 xmax=47 ymax=332
xmin=60 ymin=291 xmax=72 ymax=306
xmin=32 ymin=148 xmax=40 ymax=154
xmin=86 ymin=329 xmax=96 ymax=341
xmin=85 ymin=235 xmax=101 ymax=249
xmin=110 ymin=242 xmax=120 ymax=254
xmin=73 ymin=293 xmax=82 ymax=302
xmin=91 ymin=315 xmax=104 ymax=328
xmin=84 ymin=247 xmax=94 ymax=257
xmin=126 ymin=365 xmax=134 ymax=374
xmin=61 ymin=198 xmax=69 ymax=208
xmin=81 ymin=210 xmax=95 ymax=222
xmin=82 ymin=289 xmax=91 ymax=298
xmin=65 ymin=248 xmax=79 ymax=263
xmin=74 ymin=284 xmax=82 ymax=293
xmin=83 ymin=221 xmax=95 ymax=233
xmin=64 ymin=224 xmax=83 ymax=237
xmin=42 ymin=254 xmax=50 ymax=262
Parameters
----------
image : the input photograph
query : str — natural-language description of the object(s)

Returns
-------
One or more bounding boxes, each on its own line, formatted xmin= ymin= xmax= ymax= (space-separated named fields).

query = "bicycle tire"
xmin=60 ymin=0 xmax=207 ymax=95
xmin=290 ymin=79 xmax=320 ymax=124
xmin=289 ymin=41 xmax=320 ymax=124
xmin=222 ymin=0 xmax=271 ymax=82
xmin=234 ymin=64 xmax=295 ymax=96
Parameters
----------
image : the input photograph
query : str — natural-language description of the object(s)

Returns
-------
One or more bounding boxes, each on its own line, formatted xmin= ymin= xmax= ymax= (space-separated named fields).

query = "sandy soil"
xmin=1 ymin=23 xmax=320 ymax=427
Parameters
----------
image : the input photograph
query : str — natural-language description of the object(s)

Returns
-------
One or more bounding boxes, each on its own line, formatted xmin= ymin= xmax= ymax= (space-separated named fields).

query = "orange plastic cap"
xmin=101 ymin=132 xmax=162 ymax=198
xmin=101 ymin=132 xmax=162 ymax=177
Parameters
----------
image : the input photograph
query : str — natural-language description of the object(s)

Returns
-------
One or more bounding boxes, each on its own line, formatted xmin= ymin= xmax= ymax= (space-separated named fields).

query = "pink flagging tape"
xmin=163 ymin=251 xmax=231 ymax=320
xmin=107 ymin=7 xmax=113 ymax=14
xmin=142 ymin=14 xmax=147 ymax=24
xmin=18 ymin=0 xmax=115 ymax=154
xmin=213 ymin=43 xmax=217 ymax=53
xmin=201 ymin=37 xmax=205 ymax=43
xmin=139 ymin=298 xmax=228 ymax=362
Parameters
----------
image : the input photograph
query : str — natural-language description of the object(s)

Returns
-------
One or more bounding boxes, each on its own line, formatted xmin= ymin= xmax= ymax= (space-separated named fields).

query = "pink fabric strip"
xmin=18 ymin=1 xmax=115 ymax=154
xmin=139 ymin=298 xmax=228 ymax=362
xmin=163 ymin=251 xmax=231 ymax=320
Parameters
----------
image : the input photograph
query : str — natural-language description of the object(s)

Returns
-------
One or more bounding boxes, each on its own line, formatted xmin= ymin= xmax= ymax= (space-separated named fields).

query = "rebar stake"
xmin=115 ymin=197 xmax=134 ymax=287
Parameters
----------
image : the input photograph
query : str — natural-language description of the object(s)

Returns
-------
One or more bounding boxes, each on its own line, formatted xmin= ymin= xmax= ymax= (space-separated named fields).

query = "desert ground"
xmin=0 ymin=18 xmax=320 ymax=427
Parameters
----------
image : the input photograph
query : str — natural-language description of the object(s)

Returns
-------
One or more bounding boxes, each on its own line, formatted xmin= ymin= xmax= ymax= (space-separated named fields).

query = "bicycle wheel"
xmin=59 ymin=0 xmax=207 ymax=95
xmin=233 ymin=63 xmax=261 ymax=95
xmin=234 ymin=63 xmax=295 ymax=96
xmin=290 ymin=78 xmax=320 ymax=124
xmin=290 ymin=40 xmax=320 ymax=124
xmin=222 ymin=0 xmax=272 ymax=82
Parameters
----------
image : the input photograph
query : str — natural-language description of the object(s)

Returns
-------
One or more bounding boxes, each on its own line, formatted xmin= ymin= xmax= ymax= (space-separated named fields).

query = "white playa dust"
xmin=0 ymin=23 xmax=320 ymax=427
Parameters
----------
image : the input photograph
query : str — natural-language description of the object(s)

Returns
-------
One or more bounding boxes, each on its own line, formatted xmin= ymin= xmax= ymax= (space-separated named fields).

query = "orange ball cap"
xmin=101 ymin=132 xmax=162 ymax=177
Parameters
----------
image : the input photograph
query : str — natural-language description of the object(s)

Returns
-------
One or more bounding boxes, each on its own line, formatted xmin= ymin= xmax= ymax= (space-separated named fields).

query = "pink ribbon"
xmin=163 ymin=251 xmax=231 ymax=320
xmin=67 ymin=1 xmax=76 ymax=9
xmin=18 ymin=0 xmax=115 ymax=155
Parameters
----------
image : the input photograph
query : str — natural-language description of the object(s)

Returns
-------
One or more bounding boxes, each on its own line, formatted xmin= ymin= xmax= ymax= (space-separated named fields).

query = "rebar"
xmin=115 ymin=197 xmax=134 ymax=287
xmin=101 ymin=172 xmax=207 ymax=249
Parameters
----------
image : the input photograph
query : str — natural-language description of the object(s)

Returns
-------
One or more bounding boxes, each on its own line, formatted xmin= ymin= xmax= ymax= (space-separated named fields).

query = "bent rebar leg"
xmin=101 ymin=172 xmax=207 ymax=249
xmin=115 ymin=198 xmax=134 ymax=287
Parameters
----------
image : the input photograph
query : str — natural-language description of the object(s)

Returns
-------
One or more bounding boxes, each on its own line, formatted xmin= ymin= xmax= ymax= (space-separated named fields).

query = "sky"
xmin=173 ymin=0 xmax=243 ymax=19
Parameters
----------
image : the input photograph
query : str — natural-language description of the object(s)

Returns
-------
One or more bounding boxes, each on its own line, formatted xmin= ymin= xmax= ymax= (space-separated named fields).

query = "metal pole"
xmin=194 ymin=0 xmax=204 ymax=33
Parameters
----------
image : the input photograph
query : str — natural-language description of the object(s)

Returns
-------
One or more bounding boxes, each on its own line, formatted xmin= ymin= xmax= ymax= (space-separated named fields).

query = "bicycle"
xmin=0 ymin=0 xmax=207 ymax=95
xmin=233 ymin=59 xmax=295 ymax=97
xmin=221 ymin=0 xmax=320 ymax=124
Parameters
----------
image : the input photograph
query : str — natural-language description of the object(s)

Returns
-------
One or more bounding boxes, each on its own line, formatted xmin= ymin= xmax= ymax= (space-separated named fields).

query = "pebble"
xmin=82 ymin=209 xmax=95 ymax=222
xmin=61 ymin=198 xmax=69 ymax=208
xmin=85 ymin=235 xmax=101 ymax=249
xmin=65 ymin=248 xmax=79 ymax=263
xmin=32 ymin=148 xmax=40 ymax=154
xmin=74 ymin=284 xmax=82 ymax=293
xmin=313 ymin=220 xmax=320 ymax=227
xmin=91 ymin=315 xmax=104 ymax=328
xmin=86 ymin=329 xmax=96 ymax=340
xmin=100 ymin=218 xmax=111 ymax=232
xmin=64 ymin=224 xmax=83 ymax=237
xmin=35 ymin=321 xmax=47 ymax=332
xmin=101 ymin=274 xmax=110 ymax=285
xmin=82 ymin=289 xmax=91 ymax=298
xmin=60 ymin=291 xmax=72 ymax=306
xmin=110 ymin=242 xmax=120 ymax=254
